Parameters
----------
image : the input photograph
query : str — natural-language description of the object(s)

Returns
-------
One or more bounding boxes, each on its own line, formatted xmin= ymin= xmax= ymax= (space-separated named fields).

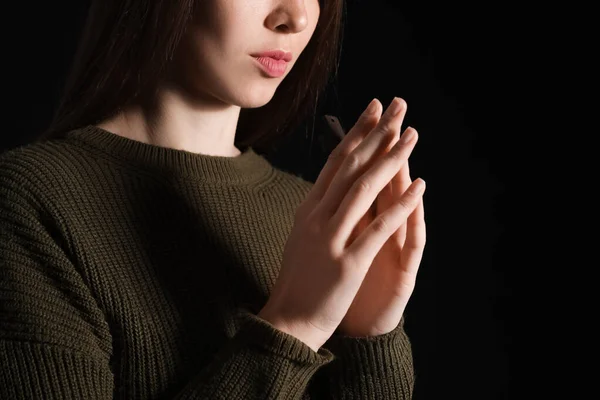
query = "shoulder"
xmin=1 ymin=135 xmax=85 ymax=169
xmin=0 ymin=137 xmax=88 ymax=208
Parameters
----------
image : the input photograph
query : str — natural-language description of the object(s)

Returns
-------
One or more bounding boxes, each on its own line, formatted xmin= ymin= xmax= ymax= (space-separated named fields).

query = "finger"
xmin=392 ymin=139 xmax=414 ymax=246
xmin=303 ymin=98 xmax=382 ymax=207
xmin=329 ymin=126 xmax=417 ymax=252
xmin=399 ymin=195 xmax=426 ymax=278
xmin=376 ymin=179 xmax=394 ymax=223
xmin=345 ymin=178 xmax=425 ymax=270
xmin=375 ymin=119 xmax=406 ymax=217
xmin=346 ymin=203 xmax=373 ymax=248
xmin=319 ymin=98 xmax=408 ymax=220
xmin=375 ymin=150 xmax=399 ymax=227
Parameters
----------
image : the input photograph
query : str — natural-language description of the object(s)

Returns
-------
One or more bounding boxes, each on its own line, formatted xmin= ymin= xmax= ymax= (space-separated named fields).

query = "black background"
xmin=2 ymin=0 xmax=530 ymax=398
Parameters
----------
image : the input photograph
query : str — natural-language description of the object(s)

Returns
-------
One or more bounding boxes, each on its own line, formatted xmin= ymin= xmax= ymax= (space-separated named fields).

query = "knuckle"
xmin=396 ymin=197 xmax=412 ymax=210
xmin=384 ymin=121 xmax=399 ymax=133
xmin=329 ymin=142 xmax=355 ymax=159
xmin=388 ymin=147 xmax=405 ymax=161
xmin=345 ymin=152 xmax=362 ymax=169
xmin=407 ymin=184 xmax=423 ymax=197
xmin=354 ymin=177 xmax=372 ymax=194
xmin=361 ymin=110 xmax=376 ymax=122
xmin=371 ymin=216 xmax=391 ymax=233
xmin=328 ymin=148 xmax=343 ymax=162
xmin=377 ymin=126 xmax=398 ymax=142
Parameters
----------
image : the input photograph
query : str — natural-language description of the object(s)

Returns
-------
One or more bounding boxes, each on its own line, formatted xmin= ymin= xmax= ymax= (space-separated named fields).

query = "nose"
xmin=266 ymin=0 xmax=311 ymax=33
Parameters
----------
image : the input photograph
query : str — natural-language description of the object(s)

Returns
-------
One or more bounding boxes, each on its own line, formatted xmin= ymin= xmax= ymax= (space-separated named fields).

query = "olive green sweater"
xmin=0 ymin=125 xmax=414 ymax=399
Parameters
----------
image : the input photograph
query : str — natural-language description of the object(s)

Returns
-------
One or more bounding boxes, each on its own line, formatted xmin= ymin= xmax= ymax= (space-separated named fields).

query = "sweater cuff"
xmin=322 ymin=318 xmax=415 ymax=399
xmin=172 ymin=311 xmax=336 ymax=399
xmin=235 ymin=310 xmax=336 ymax=366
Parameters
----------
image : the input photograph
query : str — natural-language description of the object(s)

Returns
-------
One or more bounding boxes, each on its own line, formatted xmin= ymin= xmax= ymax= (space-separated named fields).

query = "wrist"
xmin=258 ymin=308 xmax=321 ymax=353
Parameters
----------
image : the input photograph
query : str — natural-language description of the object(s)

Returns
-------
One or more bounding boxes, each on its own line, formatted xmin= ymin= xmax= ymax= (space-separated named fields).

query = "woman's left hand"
xmin=336 ymin=137 xmax=426 ymax=338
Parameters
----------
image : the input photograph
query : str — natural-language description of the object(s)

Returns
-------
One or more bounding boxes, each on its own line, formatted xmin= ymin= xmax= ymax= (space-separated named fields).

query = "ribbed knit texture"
xmin=0 ymin=125 xmax=414 ymax=399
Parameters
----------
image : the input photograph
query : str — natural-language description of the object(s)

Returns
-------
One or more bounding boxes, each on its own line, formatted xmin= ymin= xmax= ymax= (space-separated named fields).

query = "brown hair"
xmin=33 ymin=0 xmax=345 ymax=156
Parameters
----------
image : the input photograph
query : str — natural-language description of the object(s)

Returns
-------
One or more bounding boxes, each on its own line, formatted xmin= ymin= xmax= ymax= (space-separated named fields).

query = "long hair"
xmin=33 ymin=0 xmax=345 ymax=157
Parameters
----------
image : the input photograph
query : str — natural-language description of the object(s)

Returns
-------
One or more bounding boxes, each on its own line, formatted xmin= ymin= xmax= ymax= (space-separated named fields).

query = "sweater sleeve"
xmin=0 ymin=165 xmax=115 ymax=398
xmin=0 ymin=159 xmax=334 ymax=399
xmin=318 ymin=318 xmax=415 ymax=399
xmin=172 ymin=311 xmax=335 ymax=399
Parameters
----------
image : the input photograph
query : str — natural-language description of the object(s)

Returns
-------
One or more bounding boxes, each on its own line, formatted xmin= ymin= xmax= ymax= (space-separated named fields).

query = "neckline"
xmin=64 ymin=125 xmax=273 ymax=185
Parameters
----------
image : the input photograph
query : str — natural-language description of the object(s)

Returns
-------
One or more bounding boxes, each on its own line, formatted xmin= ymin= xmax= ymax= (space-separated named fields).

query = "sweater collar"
xmin=65 ymin=125 xmax=273 ymax=185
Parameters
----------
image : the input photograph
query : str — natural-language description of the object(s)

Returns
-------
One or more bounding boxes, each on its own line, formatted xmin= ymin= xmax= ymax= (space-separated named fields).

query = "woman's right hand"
xmin=258 ymin=97 xmax=425 ymax=352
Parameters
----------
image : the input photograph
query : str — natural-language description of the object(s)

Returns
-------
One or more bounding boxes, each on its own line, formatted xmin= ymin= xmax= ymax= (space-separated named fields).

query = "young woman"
xmin=0 ymin=0 xmax=425 ymax=398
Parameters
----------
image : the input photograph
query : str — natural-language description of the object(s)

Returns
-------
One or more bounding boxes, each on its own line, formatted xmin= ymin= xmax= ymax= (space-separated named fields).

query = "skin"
xmin=336 ymin=99 xmax=426 ymax=337
xmin=96 ymin=0 xmax=321 ymax=157
xmin=260 ymin=98 xmax=426 ymax=347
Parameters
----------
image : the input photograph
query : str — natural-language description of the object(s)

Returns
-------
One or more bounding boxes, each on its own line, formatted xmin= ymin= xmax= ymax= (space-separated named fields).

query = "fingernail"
xmin=389 ymin=97 xmax=403 ymax=116
xmin=366 ymin=98 xmax=378 ymax=114
xmin=401 ymin=129 xmax=416 ymax=143
xmin=411 ymin=178 xmax=426 ymax=194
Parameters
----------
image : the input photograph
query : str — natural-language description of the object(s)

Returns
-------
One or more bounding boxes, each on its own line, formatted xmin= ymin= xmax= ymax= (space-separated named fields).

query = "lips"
xmin=252 ymin=56 xmax=288 ymax=78
xmin=250 ymin=50 xmax=293 ymax=62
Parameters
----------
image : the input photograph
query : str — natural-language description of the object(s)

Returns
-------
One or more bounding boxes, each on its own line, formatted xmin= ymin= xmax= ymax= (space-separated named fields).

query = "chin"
xmin=235 ymin=91 xmax=279 ymax=109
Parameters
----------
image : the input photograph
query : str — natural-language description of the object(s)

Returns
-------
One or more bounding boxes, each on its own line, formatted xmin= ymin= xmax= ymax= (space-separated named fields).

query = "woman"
xmin=0 ymin=0 xmax=425 ymax=398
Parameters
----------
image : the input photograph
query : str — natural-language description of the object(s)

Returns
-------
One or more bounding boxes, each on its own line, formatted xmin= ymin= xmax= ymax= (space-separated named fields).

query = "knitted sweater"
xmin=0 ymin=125 xmax=414 ymax=399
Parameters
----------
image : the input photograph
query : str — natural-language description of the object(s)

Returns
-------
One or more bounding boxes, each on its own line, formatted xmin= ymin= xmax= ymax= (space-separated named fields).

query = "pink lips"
xmin=251 ymin=50 xmax=293 ymax=62
xmin=252 ymin=56 xmax=288 ymax=78
xmin=250 ymin=49 xmax=292 ymax=78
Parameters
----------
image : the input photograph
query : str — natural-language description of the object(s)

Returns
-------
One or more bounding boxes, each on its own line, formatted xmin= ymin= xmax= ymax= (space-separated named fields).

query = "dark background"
xmin=2 ymin=0 xmax=527 ymax=398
